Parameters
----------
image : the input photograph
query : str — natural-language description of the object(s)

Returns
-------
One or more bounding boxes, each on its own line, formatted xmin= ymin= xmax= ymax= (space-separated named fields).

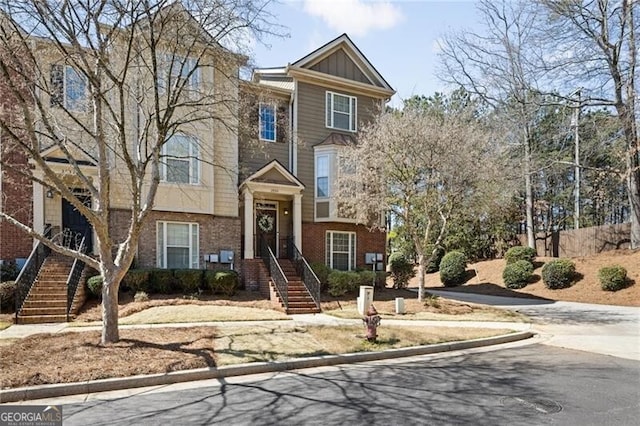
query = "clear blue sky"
xmin=250 ymin=0 xmax=483 ymax=107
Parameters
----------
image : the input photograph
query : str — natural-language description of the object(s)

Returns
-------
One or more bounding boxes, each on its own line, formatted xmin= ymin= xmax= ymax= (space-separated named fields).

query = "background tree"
xmin=0 ymin=0 xmax=281 ymax=344
xmin=335 ymin=94 xmax=512 ymax=300
xmin=439 ymin=0 xmax=542 ymax=250
xmin=534 ymin=0 xmax=639 ymax=248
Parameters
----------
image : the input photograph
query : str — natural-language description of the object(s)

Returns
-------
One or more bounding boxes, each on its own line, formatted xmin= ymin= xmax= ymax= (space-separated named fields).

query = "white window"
xmin=50 ymin=64 xmax=86 ymax=111
xmin=316 ymin=154 xmax=329 ymax=198
xmin=259 ymin=103 xmax=276 ymax=142
xmin=161 ymin=134 xmax=199 ymax=184
xmin=326 ymin=91 xmax=357 ymax=132
xmin=157 ymin=222 xmax=199 ymax=269
xmin=158 ymin=55 xmax=201 ymax=92
xmin=326 ymin=231 xmax=356 ymax=271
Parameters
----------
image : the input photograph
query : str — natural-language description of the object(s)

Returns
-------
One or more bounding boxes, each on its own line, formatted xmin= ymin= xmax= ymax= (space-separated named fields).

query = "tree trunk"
xmin=417 ymin=254 xmax=425 ymax=302
xmin=628 ymin=163 xmax=640 ymax=249
xmin=101 ymin=275 xmax=120 ymax=344
xmin=524 ymin=130 xmax=536 ymax=251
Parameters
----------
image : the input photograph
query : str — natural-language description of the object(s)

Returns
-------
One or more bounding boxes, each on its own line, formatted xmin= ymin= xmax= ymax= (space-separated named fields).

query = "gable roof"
xmin=290 ymin=33 xmax=393 ymax=92
xmin=240 ymin=160 xmax=305 ymax=189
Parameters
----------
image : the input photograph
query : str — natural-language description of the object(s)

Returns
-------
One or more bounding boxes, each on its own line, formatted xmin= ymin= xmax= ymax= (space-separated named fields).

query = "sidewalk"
xmin=0 ymin=313 xmax=533 ymax=403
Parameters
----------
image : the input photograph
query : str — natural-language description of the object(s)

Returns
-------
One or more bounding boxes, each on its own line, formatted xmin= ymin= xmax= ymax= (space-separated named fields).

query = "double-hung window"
xmin=316 ymin=154 xmax=329 ymax=198
xmin=162 ymin=134 xmax=199 ymax=184
xmin=326 ymin=231 xmax=356 ymax=271
xmin=259 ymin=103 xmax=276 ymax=142
xmin=326 ymin=91 xmax=357 ymax=132
xmin=158 ymin=55 xmax=201 ymax=92
xmin=50 ymin=64 xmax=87 ymax=111
xmin=157 ymin=222 xmax=199 ymax=269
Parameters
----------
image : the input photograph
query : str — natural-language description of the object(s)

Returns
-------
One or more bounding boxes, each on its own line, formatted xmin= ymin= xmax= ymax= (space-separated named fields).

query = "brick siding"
xmin=109 ymin=209 xmax=241 ymax=270
xmin=302 ymin=222 xmax=386 ymax=269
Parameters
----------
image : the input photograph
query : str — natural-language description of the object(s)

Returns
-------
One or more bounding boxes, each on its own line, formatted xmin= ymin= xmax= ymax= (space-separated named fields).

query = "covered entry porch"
xmin=240 ymin=160 xmax=304 ymax=260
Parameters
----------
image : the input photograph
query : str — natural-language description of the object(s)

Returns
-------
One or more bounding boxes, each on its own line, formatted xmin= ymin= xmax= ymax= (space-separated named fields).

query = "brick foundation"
xmin=302 ymin=222 xmax=386 ymax=270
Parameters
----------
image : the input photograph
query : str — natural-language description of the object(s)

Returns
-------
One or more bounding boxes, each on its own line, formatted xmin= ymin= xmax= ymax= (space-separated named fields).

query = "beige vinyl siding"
xmin=296 ymin=82 xmax=380 ymax=223
xmin=310 ymin=50 xmax=371 ymax=85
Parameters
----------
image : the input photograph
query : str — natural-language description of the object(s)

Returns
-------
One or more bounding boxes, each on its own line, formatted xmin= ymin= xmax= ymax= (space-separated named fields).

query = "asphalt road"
xmin=58 ymin=343 xmax=640 ymax=426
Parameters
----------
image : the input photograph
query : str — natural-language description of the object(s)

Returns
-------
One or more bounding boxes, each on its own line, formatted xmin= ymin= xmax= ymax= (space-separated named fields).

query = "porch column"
xmin=243 ymin=189 xmax=254 ymax=259
xmin=32 ymin=177 xmax=44 ymax=247
xmin=293 ymin=193 xmax=302 ymax=250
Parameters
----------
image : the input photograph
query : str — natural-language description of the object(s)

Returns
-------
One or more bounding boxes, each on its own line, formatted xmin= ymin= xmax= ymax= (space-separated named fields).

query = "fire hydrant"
xmin=363 ymin=305 xmax=381 ymax=342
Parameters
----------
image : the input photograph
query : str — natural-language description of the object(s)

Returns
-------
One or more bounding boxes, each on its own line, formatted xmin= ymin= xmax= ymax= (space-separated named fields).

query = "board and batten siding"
xmin=310 ymin=49 xmax=371 ymax=85
xmin=296 ymin=81 xmax=381 ymax=223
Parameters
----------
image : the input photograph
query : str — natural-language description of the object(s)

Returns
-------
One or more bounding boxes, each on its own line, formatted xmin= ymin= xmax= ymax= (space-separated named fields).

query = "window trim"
xmin=156 ymin=221 xmax=199 ymax=269
xmin=158 ymin=54 xmax=201 ymax=93
xmin=326 ymin=91 xmax=357 ymax=132
xmin=161 ymin=134 xmax=200 ymax=185
xmin=325 ymin=230 xmax=356 ymax=271
xmin=259 ymin=102 xmax=277 ymax=142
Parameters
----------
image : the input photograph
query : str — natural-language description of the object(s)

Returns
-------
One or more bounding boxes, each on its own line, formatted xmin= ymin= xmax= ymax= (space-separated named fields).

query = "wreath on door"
xmin=257 ymin=213 xmax=274 ymax=232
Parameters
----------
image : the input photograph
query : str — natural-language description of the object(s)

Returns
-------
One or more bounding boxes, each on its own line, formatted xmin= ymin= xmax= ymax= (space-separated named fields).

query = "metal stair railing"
xmin=260 ymin=237 xmax=289 ymax=309
xmin=14 ymin=226 xmax=52 ymax=322
xmin=66 ymin=231 xmax=88 ymax=321
xmin=290 ymin=240 xmax=321 ymax=311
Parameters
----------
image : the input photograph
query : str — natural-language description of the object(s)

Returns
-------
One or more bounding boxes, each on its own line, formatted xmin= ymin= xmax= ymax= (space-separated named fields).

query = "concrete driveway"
xmin=427 ymin=290 xmax=640 ymax=361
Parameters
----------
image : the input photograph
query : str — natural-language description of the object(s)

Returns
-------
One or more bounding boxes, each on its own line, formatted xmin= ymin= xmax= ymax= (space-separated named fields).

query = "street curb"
xmin=0 ymin=331 xmax=534 ymax=403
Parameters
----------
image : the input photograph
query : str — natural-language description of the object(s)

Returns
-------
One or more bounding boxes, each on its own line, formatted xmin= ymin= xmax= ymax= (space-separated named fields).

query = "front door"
xmin=255 ymin=205 xmax=277 ymax=258
xmin=62 ymin=192 xmax=93 ymax=252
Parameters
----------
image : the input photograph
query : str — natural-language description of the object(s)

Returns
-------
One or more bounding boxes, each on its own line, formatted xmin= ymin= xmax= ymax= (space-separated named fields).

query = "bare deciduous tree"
xmin=0 ymin=0 xmax=281 ymax=343
xmin=438 ymin=0 xmax=542 ymax=250
xmin=335 ymin=102 xmax=512 ymax=300
xmin=535 ymin=0 xmax=639 ymax=248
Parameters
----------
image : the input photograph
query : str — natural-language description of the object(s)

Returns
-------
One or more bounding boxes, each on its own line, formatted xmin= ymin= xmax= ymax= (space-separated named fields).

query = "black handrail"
xmin=15 ymin=226 xmax=52 ymax=322
xmin=291 ymin=240 xmax=321 ymax=310
xmin=261 ymin=237 xmax=288 ymax=309
xmin=66 ymin=232 xmax=88 ymax=321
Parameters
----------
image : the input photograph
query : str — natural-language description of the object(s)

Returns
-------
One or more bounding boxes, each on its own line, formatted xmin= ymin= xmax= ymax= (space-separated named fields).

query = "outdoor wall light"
xmin=46 ymin=189 xmax=54 ymax=198
xmin=284 ymin=208 xmax=289 ymax=215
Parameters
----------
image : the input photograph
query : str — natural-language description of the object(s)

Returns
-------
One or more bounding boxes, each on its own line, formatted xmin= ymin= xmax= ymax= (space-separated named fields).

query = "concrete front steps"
xmin=274 ymin=259 xmax=320 ymax=315
xmin=16 ymin=255 xmax=73 ymax=324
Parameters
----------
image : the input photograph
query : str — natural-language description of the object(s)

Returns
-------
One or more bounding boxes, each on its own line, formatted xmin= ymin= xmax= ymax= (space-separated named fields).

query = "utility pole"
xmin=571 ymin=89 xmax=581 ymax=230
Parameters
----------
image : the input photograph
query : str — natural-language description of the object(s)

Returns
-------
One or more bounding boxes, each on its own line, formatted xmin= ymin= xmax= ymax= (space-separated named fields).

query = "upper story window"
xmin=50 ymin=64 xmax=87 ymax=111
xmin=259 ymin=103 xmax=276 ymax=142
xmin=316 ymin=154 xmax=329 ymax=198
xmin=158 ymin=55 xmax=201 ymax=92
xmin=161 ymin=134 xmax=199 ymax=185
xmin=326 ymin=91 xmax=357 ymax=132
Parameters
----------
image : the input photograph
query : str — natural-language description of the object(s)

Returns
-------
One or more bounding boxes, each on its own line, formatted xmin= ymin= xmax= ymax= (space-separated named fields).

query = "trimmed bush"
xmin=122 ymin=269 xmax=151 ymax=293
xmin=87 ymin=275 xmax=103 ymax=298
xmin=0 ymin=262 xmax=19 ymax=282
xmin=133 ymin=291 xmax=149 ymax=302
xmin=599 ymin=265 xmax=628 ymax=292
xmin=204 ymin=270 xmax=239 ymax=296
xmin=388 ymin=252 xmax=415 ymax=289
xmin=310 ymin=262 xmax=332 ymax=292
xmin=357 ymin=270 xmax=377 ymax=287
xmin=425 ymin=245 xmax=446 ymax=273
xmin=504 ymin=246 xmax=537 ymax=265
xmin=0 ymin=281 xmax=17 ymax=310
xmin=439 ymin=251 xmax=467 ymax=287
xmin=174 ymin=269 xmax=203 ymax=294
xmin=541 ymin=259 xmax=576 ymax=289
xmin=327 ymin=271 xmax=360 ymax=297
xmin=503 ymin=260 xmax=534 ymax=289
xmin=149 ymin=269 xmax=176 ymax=294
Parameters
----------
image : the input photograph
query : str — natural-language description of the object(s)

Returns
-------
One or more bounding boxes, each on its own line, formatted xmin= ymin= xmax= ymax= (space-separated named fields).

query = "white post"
xmin=33 ymin=179 xmax=45 ymax=245
xmin=293 ymin=193 xmax=302 ymax=250
xmin=243 ymin=189 xmax=254 ymax=259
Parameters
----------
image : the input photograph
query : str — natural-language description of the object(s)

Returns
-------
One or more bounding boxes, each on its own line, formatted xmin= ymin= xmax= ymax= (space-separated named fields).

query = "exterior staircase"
xmin=274 ymin=259 xmax=320 ymax=314
xmin=16 ymin=254 xmax=73 ymax=324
